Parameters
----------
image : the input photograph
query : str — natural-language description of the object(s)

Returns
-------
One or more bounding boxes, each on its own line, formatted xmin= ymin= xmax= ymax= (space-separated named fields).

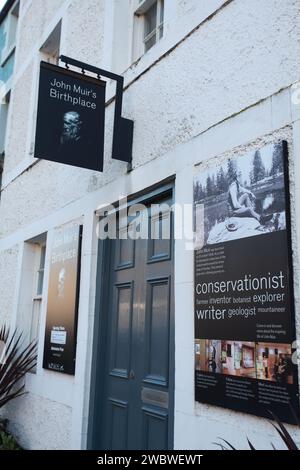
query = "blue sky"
xmin=0 ymin=1 xmax=6 ymax=12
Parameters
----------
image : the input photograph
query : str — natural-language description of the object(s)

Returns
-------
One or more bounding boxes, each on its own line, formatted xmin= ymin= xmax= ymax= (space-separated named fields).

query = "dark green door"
xmin=92 ymin=191 xmax=174 ymax=450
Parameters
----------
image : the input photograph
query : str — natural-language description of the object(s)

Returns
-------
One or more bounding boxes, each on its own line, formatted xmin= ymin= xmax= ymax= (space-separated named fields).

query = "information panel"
xmin=43 ymin=222 xmax=82 ymax=374
xmin=194 ymin=141 xmax=299 ymax=423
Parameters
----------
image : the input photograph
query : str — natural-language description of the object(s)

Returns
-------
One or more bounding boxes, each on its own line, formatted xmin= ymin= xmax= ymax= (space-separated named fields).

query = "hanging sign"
xmin=34 ymin=61 xmax=106 ymax=171
xmin=194 ymin=141 xmax=299 ymax=424
xmin=43 ymin=222 xmax=82 ymax=374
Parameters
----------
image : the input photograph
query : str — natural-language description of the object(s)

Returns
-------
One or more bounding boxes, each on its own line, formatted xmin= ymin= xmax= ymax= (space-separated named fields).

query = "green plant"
xmin=0 ymin=418 xmax=21 ymax=450
xmin=0 ymin=431 xmax=21 ymax=450
xmin=0 ymin=325 xmax=37 ymax=409
xmin=215 ymin=412 xmax=299 ymax=450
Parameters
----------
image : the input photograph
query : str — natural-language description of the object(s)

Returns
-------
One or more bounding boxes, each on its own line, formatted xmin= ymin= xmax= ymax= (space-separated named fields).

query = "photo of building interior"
xmin=195 ymin=339 xmax=205 ymax=371
xmin=194 ymin=339 xmax=222 ymax=373
xmin=221 ymin=341 xmax=256 ymax=378
xmin=256 ymin=343 xmax=293 ymax=384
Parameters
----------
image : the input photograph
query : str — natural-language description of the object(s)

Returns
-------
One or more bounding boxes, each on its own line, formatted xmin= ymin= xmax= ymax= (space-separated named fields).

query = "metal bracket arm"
xmin=59 ymin=55 xmax=133 ymax=164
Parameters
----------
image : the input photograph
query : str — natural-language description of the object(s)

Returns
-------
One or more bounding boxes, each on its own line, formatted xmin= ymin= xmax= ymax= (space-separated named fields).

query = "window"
xmin=29 ymin=22 xmax=61 ymax=155
xmin=143 ymin=0 xmax=164 ymax=52
xmin=133 ymin=0 xmax=164 ymax=60
xmin=30 ymin=243 xmax=46 ymax=344
xmin=29 ymin=241 xmax=46 ymax=373
xmin=0 ymin=91 xmax=10 ymax=154
xmin=36 ymin=245 xmax=46 ymax=297
xmin=0 ymin=1 xmax=19 ymax=68
xmin=40 ymin=21 xmax=61 ymax=65
xmin=0 ymin=153 xmax=3 ymax=191
xmin=0 ymin=91 xmax=10 ymax=193
xmin=17 ymin=235 xmax=47 ymax=374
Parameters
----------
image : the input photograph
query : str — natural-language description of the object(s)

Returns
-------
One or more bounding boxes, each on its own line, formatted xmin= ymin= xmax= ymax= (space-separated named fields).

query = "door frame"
xmin=87 ymin=178 xmax=175 ymax=450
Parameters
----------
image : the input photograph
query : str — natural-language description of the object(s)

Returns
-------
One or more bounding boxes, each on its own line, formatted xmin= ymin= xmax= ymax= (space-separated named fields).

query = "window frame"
xmin=35 ymin=243 xmax=46 ymax=299
xmin=39 ymin=21 xmax=61 ymax=66
xmin=133 ymin=0 xmax=164 ymax=61
xmin=0 ymin=0 xmax=20 ymax=68
xmin=28 ymin=241 xmax=47 ymax=373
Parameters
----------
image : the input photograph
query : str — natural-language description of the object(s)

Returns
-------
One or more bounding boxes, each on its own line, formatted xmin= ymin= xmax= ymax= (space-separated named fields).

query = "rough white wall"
xmin=63 ymin=0 xmax=105 ymax=66
xmin=0 ymin=245 xmax=19 ymax=325
xmin=0 ymin=160 xmax=94 ymax=238
xmin=0 ymin=0 xmax=300 ymax=450
xmin=16 ymin=0 xmax=66 ymax=69
xmin=4 ymin=64 xmax=33 ymax=173
xmin=177 ymin=0 xmax=200 ymax=16
xmin=3 ymin=393 xmax=72 ymax=450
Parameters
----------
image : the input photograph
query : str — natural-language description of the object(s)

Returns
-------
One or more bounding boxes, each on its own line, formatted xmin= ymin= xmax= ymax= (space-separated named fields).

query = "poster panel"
xmin=194 ymin=141 xmax=299 ymax=423
xmin=43 ymin=222 xmax=82 ymax=374
xmin=34 ymin=61 xmax=106 ymax=171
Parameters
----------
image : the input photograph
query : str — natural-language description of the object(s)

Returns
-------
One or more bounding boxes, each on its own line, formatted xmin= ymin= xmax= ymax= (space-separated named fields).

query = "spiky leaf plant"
xmin=214 ymin=411 xmax=299 ymax=450
xmin=0 ymin=325 xmax=37 ymax=409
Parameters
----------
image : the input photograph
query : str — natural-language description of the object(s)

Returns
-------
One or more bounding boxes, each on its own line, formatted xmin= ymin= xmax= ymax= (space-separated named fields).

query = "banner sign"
xmin=34 ymin=62 xmax=106 ymax=171
xmin=194 ymin=141 xmax=299 ymax=423
xmin=43 ymin=223 xmax=82 ymax=374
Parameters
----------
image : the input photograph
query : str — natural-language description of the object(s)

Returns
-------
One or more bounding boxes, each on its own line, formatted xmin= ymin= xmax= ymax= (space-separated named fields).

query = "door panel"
xmin=142 ymin=407 xmax=168 ymax=450
xmin=94 ymin=191 xmax=174 ymax=450
xmin=115 ymin=237 xmax=135 ymax=270
xmin=109 ymin=398 xmax=128 ymax=450
xmin=144 ymin=278 xmax=170 ymax=385
xmin=109 ymin=282 xmax=134 ymax=378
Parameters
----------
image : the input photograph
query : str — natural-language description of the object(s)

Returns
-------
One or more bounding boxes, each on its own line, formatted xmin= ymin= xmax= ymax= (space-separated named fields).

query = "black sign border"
xmin=42 ymin=224 xmax=83 ymax=375
xmin=39 ymin=61 xmax=107 ymax=89
xmin=34 ymin=61 xmax=106 ymax=172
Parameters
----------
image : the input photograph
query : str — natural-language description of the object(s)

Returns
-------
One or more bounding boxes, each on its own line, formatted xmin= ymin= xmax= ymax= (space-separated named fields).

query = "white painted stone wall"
xmin=4 ymin=393 xmax=72 ymax=450
xmin=0 ymin=0 xmax=300 ymax=450
xmin=16 ymin=0 xmax=66 ymax=68
xmin=0 ymin=245 xmax=19 ymax=325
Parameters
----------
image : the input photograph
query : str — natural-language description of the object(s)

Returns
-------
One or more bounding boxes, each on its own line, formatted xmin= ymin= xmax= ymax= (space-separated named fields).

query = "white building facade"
xmin=0 ymin=0 xmax=300 ymax=450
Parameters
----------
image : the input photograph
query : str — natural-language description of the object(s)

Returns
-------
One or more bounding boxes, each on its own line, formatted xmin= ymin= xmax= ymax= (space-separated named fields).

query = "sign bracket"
xmin=59 ymin=55 xmax=134 ymax=166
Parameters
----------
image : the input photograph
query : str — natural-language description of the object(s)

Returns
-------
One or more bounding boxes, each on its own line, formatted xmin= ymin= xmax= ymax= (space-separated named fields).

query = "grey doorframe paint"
xmin=87 ymin=178 xmax=175 ymax=450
